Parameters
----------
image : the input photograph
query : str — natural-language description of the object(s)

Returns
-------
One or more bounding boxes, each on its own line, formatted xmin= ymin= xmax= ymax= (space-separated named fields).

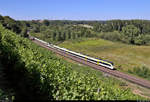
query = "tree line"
xmin=0 ymin=14 xmax=150 ymax=45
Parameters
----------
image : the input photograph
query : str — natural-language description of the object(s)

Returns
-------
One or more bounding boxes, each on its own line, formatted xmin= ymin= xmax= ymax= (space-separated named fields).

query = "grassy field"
xmin=59 ymin=38 xmax=150 ymax=72
xmin=57 ymin=50 xmax=150 ymax=99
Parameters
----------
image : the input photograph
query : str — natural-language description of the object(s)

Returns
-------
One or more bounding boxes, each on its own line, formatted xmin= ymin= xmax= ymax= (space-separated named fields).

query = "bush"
xmin=99 ymin=31 xmax=122 ymax=41
xmin=128 ymin=66 xmax=150 ymax=80
xmin=143 ymin=34 xmax=150 ymax=45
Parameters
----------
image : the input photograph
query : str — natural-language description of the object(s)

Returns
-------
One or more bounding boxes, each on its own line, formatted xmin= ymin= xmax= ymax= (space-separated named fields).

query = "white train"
xmin=31 ymin=37 xmax=114 ymax=70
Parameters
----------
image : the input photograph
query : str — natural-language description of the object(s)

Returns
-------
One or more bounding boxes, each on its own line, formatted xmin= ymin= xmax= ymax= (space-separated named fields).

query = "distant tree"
xmin=72 ymin=32 xmax=76 ymax=39
xmin=99 ymin=31 xmax=122 ymax=42
xmin=40 ymin=25 xmax=47 ymax=32
xmin=143 ymin=34 xmax=150 ymax=45
xmin=122 ymin=25 xmax=140 ymax=44
xmin=21 ymin=27 xmax=28 ymax=38
xmin=68 ymin=31 xmax=71 ymax=39
xmin=0 ymin=15 xmax=4 ymax=23
xmin=62 ymin=32 xmax=66 ymax=40
xmin=142 ymin=25 xmax=150 ymax=34
xmin=56 ymin=32 xmax=62 ymax=41
xmin=43 ymin=29 xmax=52 ymax=38
xmin=65 ymin=31 xmax=69 ymax=40
xmin=81 ymin=29 xmax=85 ymax=37
xmin=85 ymin=29 xmax=93 ymax=37
xmin=134 ymin=35 xmax=144 ymax=45
xmin=25 ymin=22 xmax=30 ymax=27
xmin=52 ymin=32 xmax=57 ymax=41
xmin=32 ymin=25 xmax=40 ymax=33
xmin=43 ymin=20 xmax=49 ymax=26
xmin=2 ymin=16 xmax=21 ymax=34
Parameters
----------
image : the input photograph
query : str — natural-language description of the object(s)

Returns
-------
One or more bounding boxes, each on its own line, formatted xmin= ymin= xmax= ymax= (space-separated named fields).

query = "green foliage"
xmin=43 ymin=20 xmax=50 ymax=26
xmin=31 ymin=24 xmax=96 ymax=43
xmin=0 ymin=15 xmax=22 ymax=34
xmin=134 ymin=35 xmax=145 ymax=45
xmin=21 ymin=27 xmax=29 ymax=38
xmin=97 ymin=26 xmax=150 ymax=45
xmin=0 ymin=24 xmax=146 ymax=100
xmin=122 ymin=25 xmax=140 ymax=44
xmin=143 ymin=34 xmax=150 ymax=45
xmin=128 ymin=66 xmax=150 ymax=80
xmin=0 ymin=89 xmax=9 ymax=100
xmin=28 ymin=19 xmax=150 ymax=45
xmin=99 ymin=31 xmax=122 ymax=41
xmin=93 ymin=20 xmax=150 ymax=45
xmin=1 ymin=14 xmax=150 ymax=46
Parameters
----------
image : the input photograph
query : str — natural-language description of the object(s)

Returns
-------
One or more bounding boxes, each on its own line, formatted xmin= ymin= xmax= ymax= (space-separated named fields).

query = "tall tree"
xmin=43 ymin=20 xmax=49 ymax=26
xmin=21 ymin=27 xmax=28 ymax=37
xmin=52 ymin=32 xmax=57 ymax=41
xmin=122 ymin=25 xmax=140 ymax=44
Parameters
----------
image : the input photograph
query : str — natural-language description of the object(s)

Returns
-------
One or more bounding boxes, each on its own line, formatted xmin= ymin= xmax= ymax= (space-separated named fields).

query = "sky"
xmin=0 ymin=0 xmax=150 ymax=20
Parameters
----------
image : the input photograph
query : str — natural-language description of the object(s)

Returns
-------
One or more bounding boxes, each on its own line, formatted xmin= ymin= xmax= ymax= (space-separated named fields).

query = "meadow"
xmin=59 ymin=38 xmax=150 ymax=74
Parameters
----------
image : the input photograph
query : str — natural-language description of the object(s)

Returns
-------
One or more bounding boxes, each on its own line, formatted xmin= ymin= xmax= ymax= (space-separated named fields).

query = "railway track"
xmin=31 ymin=38 xmax=150 ymax=89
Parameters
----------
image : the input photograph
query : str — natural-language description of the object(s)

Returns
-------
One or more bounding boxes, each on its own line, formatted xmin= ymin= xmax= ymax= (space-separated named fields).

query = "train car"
xmin=66 ymin=50 xmax=114 ymax=69
xmin=33 ymin=37 xmax=114 ymax=70
xmin=34 ymin=38 xmax=49 ymax=45
xmin=29 ymin=36 xmax=35 ymax=40
xmin=53 ymin=46 xmax=114 ymax=69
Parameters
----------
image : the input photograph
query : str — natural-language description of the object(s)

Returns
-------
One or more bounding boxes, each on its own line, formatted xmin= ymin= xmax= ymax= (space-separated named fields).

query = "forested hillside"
xmin=1 ymin=14 xmax=150 ymax=45
xmin=31 ymin=20 xmax=150 ymax=45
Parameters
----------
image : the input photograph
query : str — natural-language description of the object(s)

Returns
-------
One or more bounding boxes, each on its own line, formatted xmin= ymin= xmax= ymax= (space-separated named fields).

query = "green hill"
xmin=0 ymin=24 xmax=147 ymax=100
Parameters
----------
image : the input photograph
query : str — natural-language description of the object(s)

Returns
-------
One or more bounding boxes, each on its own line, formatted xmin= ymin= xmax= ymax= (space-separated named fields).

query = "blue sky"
xmin=0 ymin=0 xmax=150 ymax=20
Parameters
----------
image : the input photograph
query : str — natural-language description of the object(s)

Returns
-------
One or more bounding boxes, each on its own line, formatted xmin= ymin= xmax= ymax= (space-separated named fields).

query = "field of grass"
xmin=59 ymin=38 xmax=150 ymax=73
xmin=57 ymin=51 xmax=150 ymax=99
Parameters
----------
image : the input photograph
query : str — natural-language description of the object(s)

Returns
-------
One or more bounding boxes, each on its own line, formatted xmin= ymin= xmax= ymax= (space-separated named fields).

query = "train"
xmin=30 ymin=36 xmax=114 ymax=70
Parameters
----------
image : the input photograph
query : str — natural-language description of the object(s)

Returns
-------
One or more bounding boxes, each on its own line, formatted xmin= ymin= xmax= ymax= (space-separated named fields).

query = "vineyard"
xmin=0 ymin=24 xmax=146 ymax=100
